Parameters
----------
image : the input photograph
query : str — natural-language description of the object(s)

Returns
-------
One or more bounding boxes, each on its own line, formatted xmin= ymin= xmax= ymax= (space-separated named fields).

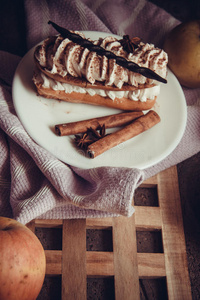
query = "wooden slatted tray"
xmin=27 ymin=166 xmax=192 ymax=300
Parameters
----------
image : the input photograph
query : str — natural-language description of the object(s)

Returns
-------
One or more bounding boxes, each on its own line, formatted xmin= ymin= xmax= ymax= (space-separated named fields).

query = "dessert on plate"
xmin=32 ymin=21 xmax=168 ymax=111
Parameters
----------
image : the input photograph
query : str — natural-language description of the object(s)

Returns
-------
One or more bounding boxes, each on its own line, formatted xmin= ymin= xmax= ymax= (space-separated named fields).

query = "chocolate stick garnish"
xmin=48 ymin=21 xmax=167 ymax=84
xmin=55 ymin=111 xmax=144 ymax=136
xmin=87 ymin=110 xmax=161 ymax=158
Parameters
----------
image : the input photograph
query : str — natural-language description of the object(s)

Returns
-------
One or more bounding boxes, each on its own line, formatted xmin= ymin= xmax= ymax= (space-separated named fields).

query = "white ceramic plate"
xmin=12 ymin=31 xmax=187 ymax=169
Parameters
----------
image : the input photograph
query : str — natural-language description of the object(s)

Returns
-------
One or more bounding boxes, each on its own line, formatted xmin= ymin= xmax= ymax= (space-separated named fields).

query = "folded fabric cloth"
xmin=0 ymin=0 xmax=200 ymax=224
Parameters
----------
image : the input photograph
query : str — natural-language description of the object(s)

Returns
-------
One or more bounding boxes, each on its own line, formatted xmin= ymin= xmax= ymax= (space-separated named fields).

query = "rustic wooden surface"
xmin=27 ymin=165 xmax=192 ymax=299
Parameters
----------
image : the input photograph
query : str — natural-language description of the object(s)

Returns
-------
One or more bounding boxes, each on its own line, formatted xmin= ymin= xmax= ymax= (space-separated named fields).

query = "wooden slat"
xmin=45 ymin=250 xmax=166 ymax=279
xmin=62 ymin=219 xmax=87 ymax=300
xmin=32 ymin=209 xmax=163 ymax=231
xmin=112 ymin=215 xmax=140 ymax=300
xmin=86 ymin=218 xmax=113 ymax=229
xmin=45 ymin=250 xmax=62 ymax=275
xmin=134 ymin=206 xmax=162 ymax=230
xmin=26 ymin=220 xmax=36 ymax=232
xmin=140 ymin=174 xmax=158 ymax=187
xmin=86 ymin=251 xmax=114 ymax=277
xmin=86 ymin=252 xmax=166 ymax=279
xmin=157 ymin=166 xmax=192 ymax=300
xmin=34 ymin=219 xmax=63 ymax=228
xmin=137 ymin=253 xmax=165 ymax=279
xmin=34 ymin=218 xmax=113 ymax=229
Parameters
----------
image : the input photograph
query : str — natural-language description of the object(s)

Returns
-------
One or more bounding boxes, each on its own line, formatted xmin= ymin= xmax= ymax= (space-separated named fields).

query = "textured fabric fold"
xmin=0 ymin=0 xmax=200 ymax=224
xmin=0 ymin=51 xmax=144 ymax=223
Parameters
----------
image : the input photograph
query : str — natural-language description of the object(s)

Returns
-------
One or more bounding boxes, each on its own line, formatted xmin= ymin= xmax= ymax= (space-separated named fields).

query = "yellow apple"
xmin=164 ymin=20 xmax=200 ymax=88
xmin=0 ymin=217 xmax=46 ymax=300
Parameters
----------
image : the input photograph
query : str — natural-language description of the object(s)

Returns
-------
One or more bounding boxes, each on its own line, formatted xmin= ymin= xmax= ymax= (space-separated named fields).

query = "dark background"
xmin=1 ymin=0 xmax=200 ymax=56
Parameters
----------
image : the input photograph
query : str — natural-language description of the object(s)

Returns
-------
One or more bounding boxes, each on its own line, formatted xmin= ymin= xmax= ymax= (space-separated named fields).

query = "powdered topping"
xmin=35 ymin=30 xmax=168 ymax=88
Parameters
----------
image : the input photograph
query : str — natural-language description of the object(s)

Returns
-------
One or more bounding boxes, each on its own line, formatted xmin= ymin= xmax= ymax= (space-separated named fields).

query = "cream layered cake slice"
xmin=32 ymin=21 xmax=168 ymax=111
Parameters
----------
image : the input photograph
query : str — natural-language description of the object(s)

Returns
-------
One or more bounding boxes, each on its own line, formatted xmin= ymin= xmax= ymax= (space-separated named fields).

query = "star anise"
xmin=74 ymin=124 xmax=107 ymax=150
xmin=119 ymin=35 xmax=141 ymax=54
xmin=87 ymin=124 xmax=106 ymax=139
xmin=74 ymin=132 xmax=94 ymax=150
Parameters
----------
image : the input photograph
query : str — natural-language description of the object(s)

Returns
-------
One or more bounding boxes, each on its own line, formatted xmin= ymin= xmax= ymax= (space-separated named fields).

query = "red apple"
xmin=164 ymin=20 xmax=200 ymax=88
xmin=0 ymin=217 xmax=46 ymax=300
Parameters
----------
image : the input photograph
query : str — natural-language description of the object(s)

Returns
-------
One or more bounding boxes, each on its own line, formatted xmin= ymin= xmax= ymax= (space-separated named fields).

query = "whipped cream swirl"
xmin=35 ymin=32 xmax=168 ymax=88
xmin=33 ymin=70 xmax=160 ymax=102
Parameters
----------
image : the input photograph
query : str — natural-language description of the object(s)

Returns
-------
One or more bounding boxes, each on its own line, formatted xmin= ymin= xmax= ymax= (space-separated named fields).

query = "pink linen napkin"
xmin=0 ymin=0 xmax=200 ymax=224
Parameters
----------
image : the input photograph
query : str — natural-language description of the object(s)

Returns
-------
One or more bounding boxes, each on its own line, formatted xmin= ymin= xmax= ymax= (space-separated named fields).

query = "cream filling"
xmin=33 ymin=71 xmax=160 ymax=102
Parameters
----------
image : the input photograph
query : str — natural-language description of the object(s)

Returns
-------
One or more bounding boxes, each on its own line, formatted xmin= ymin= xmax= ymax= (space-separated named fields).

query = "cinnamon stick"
xmin=55 ymin=111 xmax=144 ymax=136
xmin=87 ymin=110 xmax=161 ymax=158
